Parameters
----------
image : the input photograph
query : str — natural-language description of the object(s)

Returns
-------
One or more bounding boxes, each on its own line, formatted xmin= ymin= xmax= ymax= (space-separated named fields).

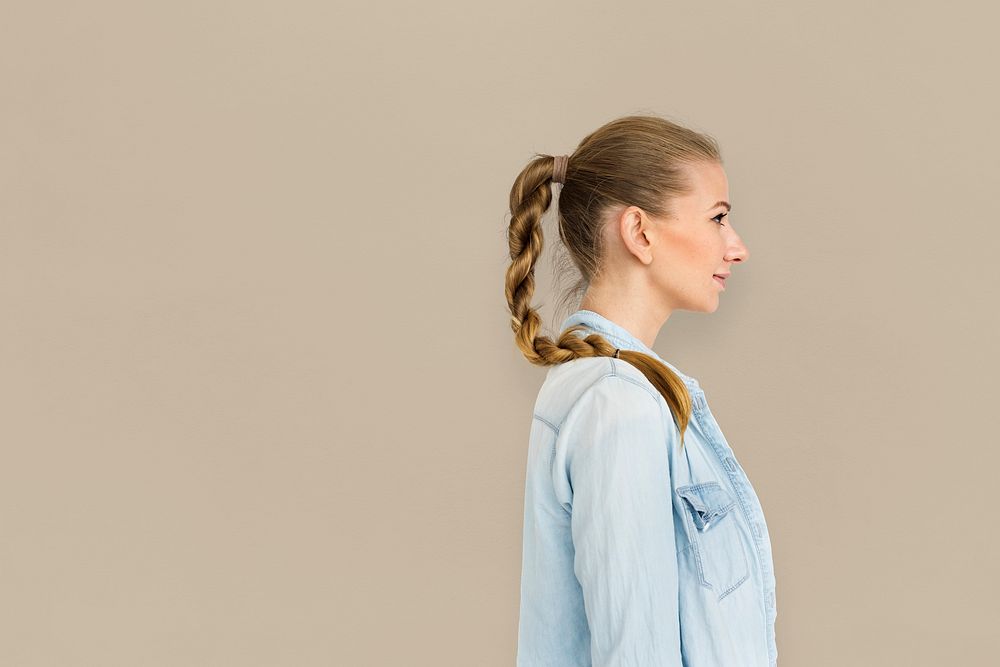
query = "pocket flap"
xmin=676 ymin=482 xmax=736 ymax=531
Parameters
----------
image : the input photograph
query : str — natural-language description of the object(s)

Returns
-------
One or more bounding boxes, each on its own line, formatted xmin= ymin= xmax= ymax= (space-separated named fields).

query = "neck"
xmin=578 ymin=286 xmax=670 ymax=350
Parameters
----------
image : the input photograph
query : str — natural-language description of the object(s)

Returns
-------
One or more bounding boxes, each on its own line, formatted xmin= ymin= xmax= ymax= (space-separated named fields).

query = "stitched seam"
xmin=553 ymin=362 xmax=664 ymax=519
xmin=718 ymin=568 xmax=750 ymax=600
xmin=681 ymin=513 xmax=713 ymax=590
xmin=554 ymin=364 xmax=661 ymax=431
xmin=566 ymin=318 xmax=702 ymax=389
xmin=686 ymin=481 xmax=723 ymax=494
xmin=692 ymin=410 xmax=764 ymax=609
xmin=532 ymin=414 xmax=559 ymax=434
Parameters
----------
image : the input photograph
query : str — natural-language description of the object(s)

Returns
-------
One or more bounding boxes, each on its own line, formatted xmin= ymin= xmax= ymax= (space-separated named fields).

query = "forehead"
xmin=678 ymin=161 xmax=729 ymax=209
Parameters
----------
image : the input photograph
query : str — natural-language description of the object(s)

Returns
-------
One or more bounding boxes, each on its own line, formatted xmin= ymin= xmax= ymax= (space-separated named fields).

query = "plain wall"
xmin=2 ymin=1 xmax=998 ymax=665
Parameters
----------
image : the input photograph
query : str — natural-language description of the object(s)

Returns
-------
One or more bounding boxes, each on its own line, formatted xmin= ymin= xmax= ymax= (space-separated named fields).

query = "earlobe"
xmin=631 ymin=231 xmax=655 ymax=267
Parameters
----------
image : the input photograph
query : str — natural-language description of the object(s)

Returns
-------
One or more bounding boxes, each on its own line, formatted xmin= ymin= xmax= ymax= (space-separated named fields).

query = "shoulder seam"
xmin=532 ymin=414 xmax=559 ymax=434
xmin=555 ymin=358 xmax=661 ymax=431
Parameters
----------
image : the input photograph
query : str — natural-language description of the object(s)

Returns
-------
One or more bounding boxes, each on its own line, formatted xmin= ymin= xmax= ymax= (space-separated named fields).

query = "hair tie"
xmin=613 ymin=348 xmax=620 ymax=358
xmin=552 ymin=155 xmax=569 ymax=184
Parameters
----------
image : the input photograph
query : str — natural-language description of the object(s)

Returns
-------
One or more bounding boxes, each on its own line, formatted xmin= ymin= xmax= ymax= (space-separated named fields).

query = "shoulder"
xmin=555 ymin=362 xmax=674 ymax=481
xmin=533 ymin=356 xmax=663 ymax=433
xmin=564 ymin=367 xmax=664 ymax=432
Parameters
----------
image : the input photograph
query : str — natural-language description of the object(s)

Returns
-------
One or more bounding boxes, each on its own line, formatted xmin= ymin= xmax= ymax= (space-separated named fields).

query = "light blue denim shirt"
xmin=516 ymin=309 xmax=777 ymax=666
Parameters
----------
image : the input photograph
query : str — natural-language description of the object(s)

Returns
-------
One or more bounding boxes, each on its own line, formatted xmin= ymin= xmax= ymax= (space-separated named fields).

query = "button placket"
xmin=695 ymin=400 xmax=778 ymax=664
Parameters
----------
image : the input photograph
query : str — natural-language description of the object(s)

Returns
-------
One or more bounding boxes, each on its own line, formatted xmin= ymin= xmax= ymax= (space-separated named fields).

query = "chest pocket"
xmin=676 ymin=481 xmax=750 ymax=601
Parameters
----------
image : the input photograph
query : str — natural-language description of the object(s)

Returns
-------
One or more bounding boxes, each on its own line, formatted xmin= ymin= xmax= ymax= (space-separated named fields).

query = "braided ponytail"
xmin=504 ymin=115 xmax=723 ymax=448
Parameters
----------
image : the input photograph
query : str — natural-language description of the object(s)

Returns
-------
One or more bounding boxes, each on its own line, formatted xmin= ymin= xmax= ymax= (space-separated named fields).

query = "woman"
xmin=505 ymin=115 xmax=777 ymax=666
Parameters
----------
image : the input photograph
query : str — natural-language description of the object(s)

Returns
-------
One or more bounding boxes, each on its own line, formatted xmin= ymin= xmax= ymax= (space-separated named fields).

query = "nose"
xmin=725 ymin=232 xmax=749 ymax=264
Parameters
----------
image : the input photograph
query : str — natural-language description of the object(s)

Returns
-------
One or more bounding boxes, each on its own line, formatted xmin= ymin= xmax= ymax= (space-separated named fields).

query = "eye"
xmin=712 ymin=212 xmax=728 ymax=226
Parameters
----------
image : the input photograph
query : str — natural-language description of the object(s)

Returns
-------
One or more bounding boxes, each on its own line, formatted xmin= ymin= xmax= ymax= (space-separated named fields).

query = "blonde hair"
xmin=504 ymin=114 xmax=723 ymax=449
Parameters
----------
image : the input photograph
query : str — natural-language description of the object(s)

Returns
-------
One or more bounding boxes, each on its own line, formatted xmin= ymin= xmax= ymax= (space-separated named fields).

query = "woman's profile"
xmin=505 ymin=114 xmax=777 ymax=666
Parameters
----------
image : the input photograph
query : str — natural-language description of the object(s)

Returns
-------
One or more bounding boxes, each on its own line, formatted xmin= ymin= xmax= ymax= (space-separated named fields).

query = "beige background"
xmin=2 ymin=1 xmax=998 ymax=665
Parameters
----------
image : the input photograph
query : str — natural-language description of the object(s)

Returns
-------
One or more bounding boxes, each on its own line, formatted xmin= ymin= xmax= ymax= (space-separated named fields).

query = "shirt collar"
xmin=558 ymin=308 xmax=700 ymax=388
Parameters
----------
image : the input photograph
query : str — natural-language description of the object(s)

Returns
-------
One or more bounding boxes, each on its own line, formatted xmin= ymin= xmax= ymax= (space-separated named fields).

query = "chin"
xmin=668 ymin=289 xmax=721 ymax=314
xmin=693 ymin=296 xmax=721 ymax=314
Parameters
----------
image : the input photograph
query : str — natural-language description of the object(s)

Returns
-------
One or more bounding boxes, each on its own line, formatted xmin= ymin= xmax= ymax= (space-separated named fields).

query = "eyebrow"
xmin=708 ymin=200 xmax=732 ymax=212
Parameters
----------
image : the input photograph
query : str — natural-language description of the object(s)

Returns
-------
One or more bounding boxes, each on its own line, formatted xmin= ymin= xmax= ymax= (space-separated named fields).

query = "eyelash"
xmin=713 ymin=212 xmax=728 ymax=226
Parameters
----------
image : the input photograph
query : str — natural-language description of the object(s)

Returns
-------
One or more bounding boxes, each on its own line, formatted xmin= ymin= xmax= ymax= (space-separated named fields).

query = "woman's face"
xmin=644 ymin=160 xmax=749 ymax=314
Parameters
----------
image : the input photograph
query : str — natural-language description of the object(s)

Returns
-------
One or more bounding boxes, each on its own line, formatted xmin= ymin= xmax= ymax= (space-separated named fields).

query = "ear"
xmin=617 ymin=205 xmax=654 ymax=266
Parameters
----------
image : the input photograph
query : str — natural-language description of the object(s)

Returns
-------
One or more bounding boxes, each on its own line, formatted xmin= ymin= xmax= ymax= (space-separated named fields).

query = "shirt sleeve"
xmin=562 ymin=374 xmax=682 ymax=666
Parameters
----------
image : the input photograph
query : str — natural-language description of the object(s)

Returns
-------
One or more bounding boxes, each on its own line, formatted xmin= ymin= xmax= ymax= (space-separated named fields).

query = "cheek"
xmin=664 ymin=230 xmax=718 ymax=272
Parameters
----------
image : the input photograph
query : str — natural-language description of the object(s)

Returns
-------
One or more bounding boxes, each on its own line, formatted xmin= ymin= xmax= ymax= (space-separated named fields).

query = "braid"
xmin=503 ymin=113 xmax=715 ymax=451
xmin=504 ymin=154 xmax=580 ymax=366
xmin=505 ymin=156 xmax=622 ymax=369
